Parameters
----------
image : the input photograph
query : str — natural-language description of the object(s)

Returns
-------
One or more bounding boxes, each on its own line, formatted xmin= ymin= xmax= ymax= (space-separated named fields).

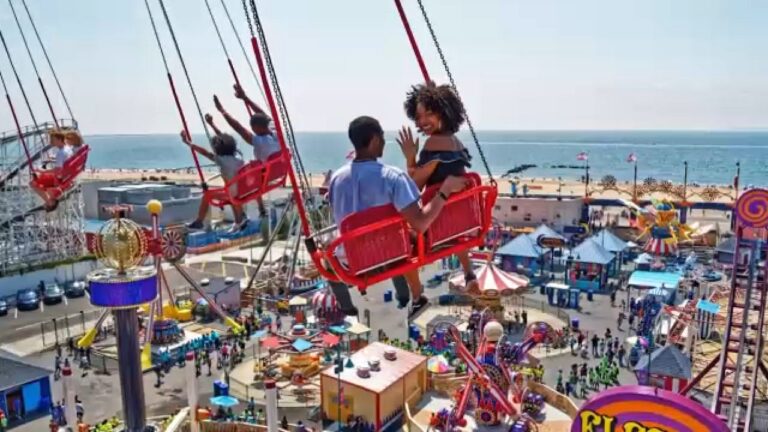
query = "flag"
xmin=627 ymin=152 xmax=637 ymax=163
xmin=576 ymin=152 xmax=588 ymax=161
xmin=345 ymin=150 xmax=356 ymax=160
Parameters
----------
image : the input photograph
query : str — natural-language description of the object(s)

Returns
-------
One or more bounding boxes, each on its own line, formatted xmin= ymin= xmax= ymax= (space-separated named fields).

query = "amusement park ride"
xmin=427 ymin=310 xmax=552 ymax=431
xmin=0 ymin=0 xmax=87 ymax=275
xmin=679 ymin=189 xmax=768 ymax=431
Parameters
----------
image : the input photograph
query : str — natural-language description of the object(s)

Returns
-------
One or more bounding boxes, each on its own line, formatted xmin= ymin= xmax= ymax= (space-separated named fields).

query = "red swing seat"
xmin=313 ymin=173 xmax=497 ymax=291
xmin=31 ymin=145 xmax=90 ymax=199
xmin=204 ymin=151 xmax=288 ymax=208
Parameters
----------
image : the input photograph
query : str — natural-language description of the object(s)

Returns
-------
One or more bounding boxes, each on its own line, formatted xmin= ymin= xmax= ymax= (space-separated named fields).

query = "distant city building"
xmin=492 ymin=196 xmax=583 ymax=231
xmin=87 ymin=183 xmax=201 ymax=226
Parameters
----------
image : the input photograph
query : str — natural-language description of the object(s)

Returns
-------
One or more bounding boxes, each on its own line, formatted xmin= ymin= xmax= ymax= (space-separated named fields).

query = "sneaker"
xmin=397 ymin=297 xmax=410 ymax=310
xmin=187 ymin=220 xmax=204 ymax=230
xmin=409 ymin=295 xmax=429 ymax=318
xmin=340 ymin=306 xmax=359 ymax=317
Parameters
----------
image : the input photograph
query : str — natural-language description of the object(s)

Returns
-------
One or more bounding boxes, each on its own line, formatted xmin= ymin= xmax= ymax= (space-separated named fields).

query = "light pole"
xmin=683 ymin=161 xmax=688 ymax=201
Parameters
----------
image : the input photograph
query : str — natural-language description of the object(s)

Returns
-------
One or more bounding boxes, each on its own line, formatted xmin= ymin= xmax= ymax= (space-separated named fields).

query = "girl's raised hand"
xmin=213 ymin=95 xmax=224 ymax=112
xmin=180 ymin=130 xmax=191 ymax=144
xmin=396 ymin=126 xmax=419 ymax=162
xmin=204 ymin=113 xmax=214 ymax=125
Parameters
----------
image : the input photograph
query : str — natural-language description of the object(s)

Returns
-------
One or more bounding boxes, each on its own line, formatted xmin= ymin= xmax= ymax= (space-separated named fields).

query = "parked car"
xmin=0 ymin=298 xmax=7 ymax=316
xmin=64 ymin=281 xmax=87 ymax=298
xmin=16 ymin=289 xmax=40 ymax=311
xmin=42 ymin=283 xmax=64 ymax=305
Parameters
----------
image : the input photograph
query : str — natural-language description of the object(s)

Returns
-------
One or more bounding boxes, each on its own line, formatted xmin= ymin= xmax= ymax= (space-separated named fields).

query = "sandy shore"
xmin=81 ymin=168 xmax=738 ymax=204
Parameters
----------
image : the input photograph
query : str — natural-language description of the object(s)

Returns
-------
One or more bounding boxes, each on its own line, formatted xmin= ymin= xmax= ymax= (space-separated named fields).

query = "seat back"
xmin=231 ymin=152 xmax=288 ymax=203
xmin=58 ymin=145 xmax=90 ymax=184
xmin=339 ymin=204 xmax=412 ymax=275
xmin=422 ymin=172 xmax=484 ymax=249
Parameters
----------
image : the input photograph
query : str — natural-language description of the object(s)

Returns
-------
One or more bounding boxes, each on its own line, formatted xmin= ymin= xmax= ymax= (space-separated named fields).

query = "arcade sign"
xmin=572 ymin=385 xmax=728 ymax=432
xmin=537 ymin=234 xmax=566 ymax=249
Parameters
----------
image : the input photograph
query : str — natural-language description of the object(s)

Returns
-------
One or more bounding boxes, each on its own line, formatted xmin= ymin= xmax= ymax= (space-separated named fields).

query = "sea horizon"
xmin=81 ymin=130 xmax=768 ymax=188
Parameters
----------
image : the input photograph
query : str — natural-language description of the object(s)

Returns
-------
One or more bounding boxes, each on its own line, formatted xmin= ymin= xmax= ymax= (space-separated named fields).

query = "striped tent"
xmin=450 ymin=262 xmax=529 ymax=296
xmin=312 ymin=290 xmax=338 ymax=313
xmin=644 ymin=237 xmax=677 ymax=256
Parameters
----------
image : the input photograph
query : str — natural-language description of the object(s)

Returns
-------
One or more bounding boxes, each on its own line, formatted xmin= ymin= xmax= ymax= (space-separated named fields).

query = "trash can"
xmin=213 ymin=380 xmax=229 ymax=397
xmin=383 ymin=290 xmax=393 ymax=303
xmin=587 ymin=291 xmax=594 ymax=302
xmin=571 ymin=318 xmax=580 ymax=330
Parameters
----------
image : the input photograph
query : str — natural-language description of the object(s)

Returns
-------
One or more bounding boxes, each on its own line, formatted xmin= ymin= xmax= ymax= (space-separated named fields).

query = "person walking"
xmin=591 ymin=334 xmax=599 ymax=357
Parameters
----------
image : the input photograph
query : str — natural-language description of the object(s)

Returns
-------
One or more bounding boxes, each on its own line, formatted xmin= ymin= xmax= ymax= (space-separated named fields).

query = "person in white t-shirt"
xmin=210 ymin=84 xmax=281 ymax=217
xmin=32 ymin=129 xmax=75 ymax=211
xmin=181 ymin=130 xmax=248 ymax=233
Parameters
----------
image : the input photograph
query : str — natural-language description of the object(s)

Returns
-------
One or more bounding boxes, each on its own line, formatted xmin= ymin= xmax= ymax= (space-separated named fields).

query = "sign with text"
xmin=572 ymin=386 xmax=727 ymax=432
xmin=537 ymin=234 xmax=566 ymax=249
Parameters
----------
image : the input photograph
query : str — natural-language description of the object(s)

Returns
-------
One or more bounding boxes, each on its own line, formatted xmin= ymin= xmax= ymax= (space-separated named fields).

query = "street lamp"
xmin=683 ymin=161 xmax=688 ymax=201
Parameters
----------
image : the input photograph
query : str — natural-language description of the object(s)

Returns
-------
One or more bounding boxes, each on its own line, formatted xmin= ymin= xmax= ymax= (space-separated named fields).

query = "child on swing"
xmin=32 ymin=129 xmax=83 ymax=211
xmin=182 ymin=129 xmax=248 ymax=233
xmin=208 ymin=84 xmax=281 ymax=218
xmin=397 ymin=82 xmax=479 ymax=292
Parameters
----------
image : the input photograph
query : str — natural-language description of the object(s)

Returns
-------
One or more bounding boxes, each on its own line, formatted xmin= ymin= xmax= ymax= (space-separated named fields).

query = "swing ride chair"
xmin=203 ymin=151 xmax=288 ymax=209
xmin=305 ymin=0 xmax=499 ymax=291
xmin=32 ymin=144 xmax=90 ymax=199
xmin=307 ymin=173 xmax=497 ymax=291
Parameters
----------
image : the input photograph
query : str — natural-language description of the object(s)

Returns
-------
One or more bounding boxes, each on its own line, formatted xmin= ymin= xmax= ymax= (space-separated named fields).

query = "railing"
xmin=521 ymin=297 xmax=573 ymax=325
xmin=38 ymin=309 xmax=104 ymax=347
xmin=0 ymin=119 xmax=78 ymax=145
xmin=403 ymin=389 xmax=426 ymax=432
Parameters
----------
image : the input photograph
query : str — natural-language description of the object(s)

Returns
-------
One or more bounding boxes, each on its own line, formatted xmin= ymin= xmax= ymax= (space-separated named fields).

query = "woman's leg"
xmin=457 ymin=251 xmax=478 ymax=290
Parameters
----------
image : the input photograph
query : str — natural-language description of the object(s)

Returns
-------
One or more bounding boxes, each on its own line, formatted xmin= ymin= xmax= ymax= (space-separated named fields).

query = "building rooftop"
xmin=496 ymin=233 xmax=542 ymax=258
xmin=634 ymin=345 xmax=692 ymax=380
xmin=0 ymin=352 xmax=52 ymax=392
xmin=320 ymin=342 xmax=426 ymax=394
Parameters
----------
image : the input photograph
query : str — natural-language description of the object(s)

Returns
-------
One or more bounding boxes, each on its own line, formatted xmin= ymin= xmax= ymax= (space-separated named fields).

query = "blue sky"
xmin=0 ymin=0 xmax=766 ymax=134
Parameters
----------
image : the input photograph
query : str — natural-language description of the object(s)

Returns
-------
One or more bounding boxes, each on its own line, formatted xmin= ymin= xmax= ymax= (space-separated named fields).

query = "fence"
xmin=521 ymin=297 xmax=572 ymax=325
xmin=38 ymin=309 xmax=104 ymax=348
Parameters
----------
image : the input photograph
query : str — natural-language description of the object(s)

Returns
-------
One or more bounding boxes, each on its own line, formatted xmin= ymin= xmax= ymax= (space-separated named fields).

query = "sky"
xmin=0 ymin=0 xmax=766 ymax=134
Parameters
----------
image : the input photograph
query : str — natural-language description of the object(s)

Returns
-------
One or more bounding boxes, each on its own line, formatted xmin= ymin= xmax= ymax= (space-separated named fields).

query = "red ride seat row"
xmin=31 ymin=145 xmax=90 ymax=200
xmin=312 ymin=172 xmax=497 ymax=292
xmin=204 ymin=151 xmax=289 ymax=208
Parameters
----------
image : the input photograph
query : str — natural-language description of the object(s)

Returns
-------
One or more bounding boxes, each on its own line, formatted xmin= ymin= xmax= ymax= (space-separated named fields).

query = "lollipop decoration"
xmin=736 ymin=189 xmax=768 ymax=228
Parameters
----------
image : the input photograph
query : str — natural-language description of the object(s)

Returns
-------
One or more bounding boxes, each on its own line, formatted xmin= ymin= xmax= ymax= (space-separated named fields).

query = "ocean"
xmin=85 ymin=130 xmax=768 ymax=187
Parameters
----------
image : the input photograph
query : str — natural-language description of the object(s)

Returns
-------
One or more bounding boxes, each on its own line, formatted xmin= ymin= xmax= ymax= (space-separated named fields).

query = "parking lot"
xmin=0 ymin=291 xmax=98 ymax=342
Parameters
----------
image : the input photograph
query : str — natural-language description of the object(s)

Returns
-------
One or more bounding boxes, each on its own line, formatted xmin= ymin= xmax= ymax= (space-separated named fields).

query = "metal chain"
xmin=156 ymin=0 xmax=211 ymax=143
xmin=416 ymin=0 xmax=494 ymax=183
xmin=248 ymin=0 xmax=316 ymax=217
xmin=220 ymin=0 xmax=267 ymax=105
xmin=18 ymin=0 xmax=75 ymax=121
xmin=0 ymin=28 xmax=38 ymax=131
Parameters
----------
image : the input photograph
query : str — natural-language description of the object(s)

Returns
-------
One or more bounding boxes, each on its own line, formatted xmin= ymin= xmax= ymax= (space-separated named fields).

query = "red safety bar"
xmin=31 ymin=145 xmax=90 ymax=199
xmin=203 ymin=151 xmax=288 ymax=208
xmin=312 ymin=173 xmax=497 ymax=291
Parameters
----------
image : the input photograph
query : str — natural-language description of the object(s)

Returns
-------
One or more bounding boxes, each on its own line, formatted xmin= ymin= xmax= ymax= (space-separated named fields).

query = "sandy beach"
xmin=81 ymin=168 xmax=739 ymax=204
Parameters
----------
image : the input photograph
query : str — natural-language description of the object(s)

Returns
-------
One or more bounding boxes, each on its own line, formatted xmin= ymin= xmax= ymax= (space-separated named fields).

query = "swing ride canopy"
xmin=449 ymin=262 xmax=529 ymax=296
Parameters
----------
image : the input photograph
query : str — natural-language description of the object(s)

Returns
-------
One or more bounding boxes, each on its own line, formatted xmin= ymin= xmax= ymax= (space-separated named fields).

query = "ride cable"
xmin=0 ymin=27 xmax=39 ymax=132
xmin=240 ymin=0 xmax=311 ymax=235
xmin=0 ymin=64 xmax=34 ymax=176
xmin=218 ymin=0 xmax=268 ymax=106
xmin=7 ymin=0 xmax=58 ymax=127
xmin=142 ymin=0 xmax=207 ymax=188
xmin=204 ymin=0 xmax=252 ymax=117
xmin=396 ymin=0 xmax=495 ymax=184
xmin=244 ymin=0 xmax=314 ymax=214
xmin=17 ymin=0 xmax=75 ymax=121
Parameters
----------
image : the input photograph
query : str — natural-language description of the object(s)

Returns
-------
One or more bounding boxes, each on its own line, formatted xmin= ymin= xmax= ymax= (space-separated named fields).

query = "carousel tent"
xmin=591 ymin=230 xmax=628 ymax=253
xmin=449 ymin=262 xmax=529 ymax=296
xmin=571 ymin=238 xmax=615 ymax=266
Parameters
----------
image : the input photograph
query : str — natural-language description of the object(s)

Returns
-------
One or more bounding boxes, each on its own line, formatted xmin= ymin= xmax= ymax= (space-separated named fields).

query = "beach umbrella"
xmin=210 ymin=395 xmax=239 ymax=407
xmin=427 ymin=355 xmax=451 ymax=374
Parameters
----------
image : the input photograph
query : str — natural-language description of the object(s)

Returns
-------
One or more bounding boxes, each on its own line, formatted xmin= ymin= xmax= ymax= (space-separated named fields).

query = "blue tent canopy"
xmin=627 ymin=271 xmax=682 ymax=290
xmin=590 ymin=230 xmax=628 ymax=253
xmin=571 ymin=238 xmax=615 ymax=265
xmin=496 ymin=234 xmax=543 ymax=259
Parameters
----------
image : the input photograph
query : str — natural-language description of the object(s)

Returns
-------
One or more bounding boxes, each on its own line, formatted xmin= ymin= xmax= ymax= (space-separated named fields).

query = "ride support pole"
xmin=394 ymin=0 xmax=431 ymax=83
